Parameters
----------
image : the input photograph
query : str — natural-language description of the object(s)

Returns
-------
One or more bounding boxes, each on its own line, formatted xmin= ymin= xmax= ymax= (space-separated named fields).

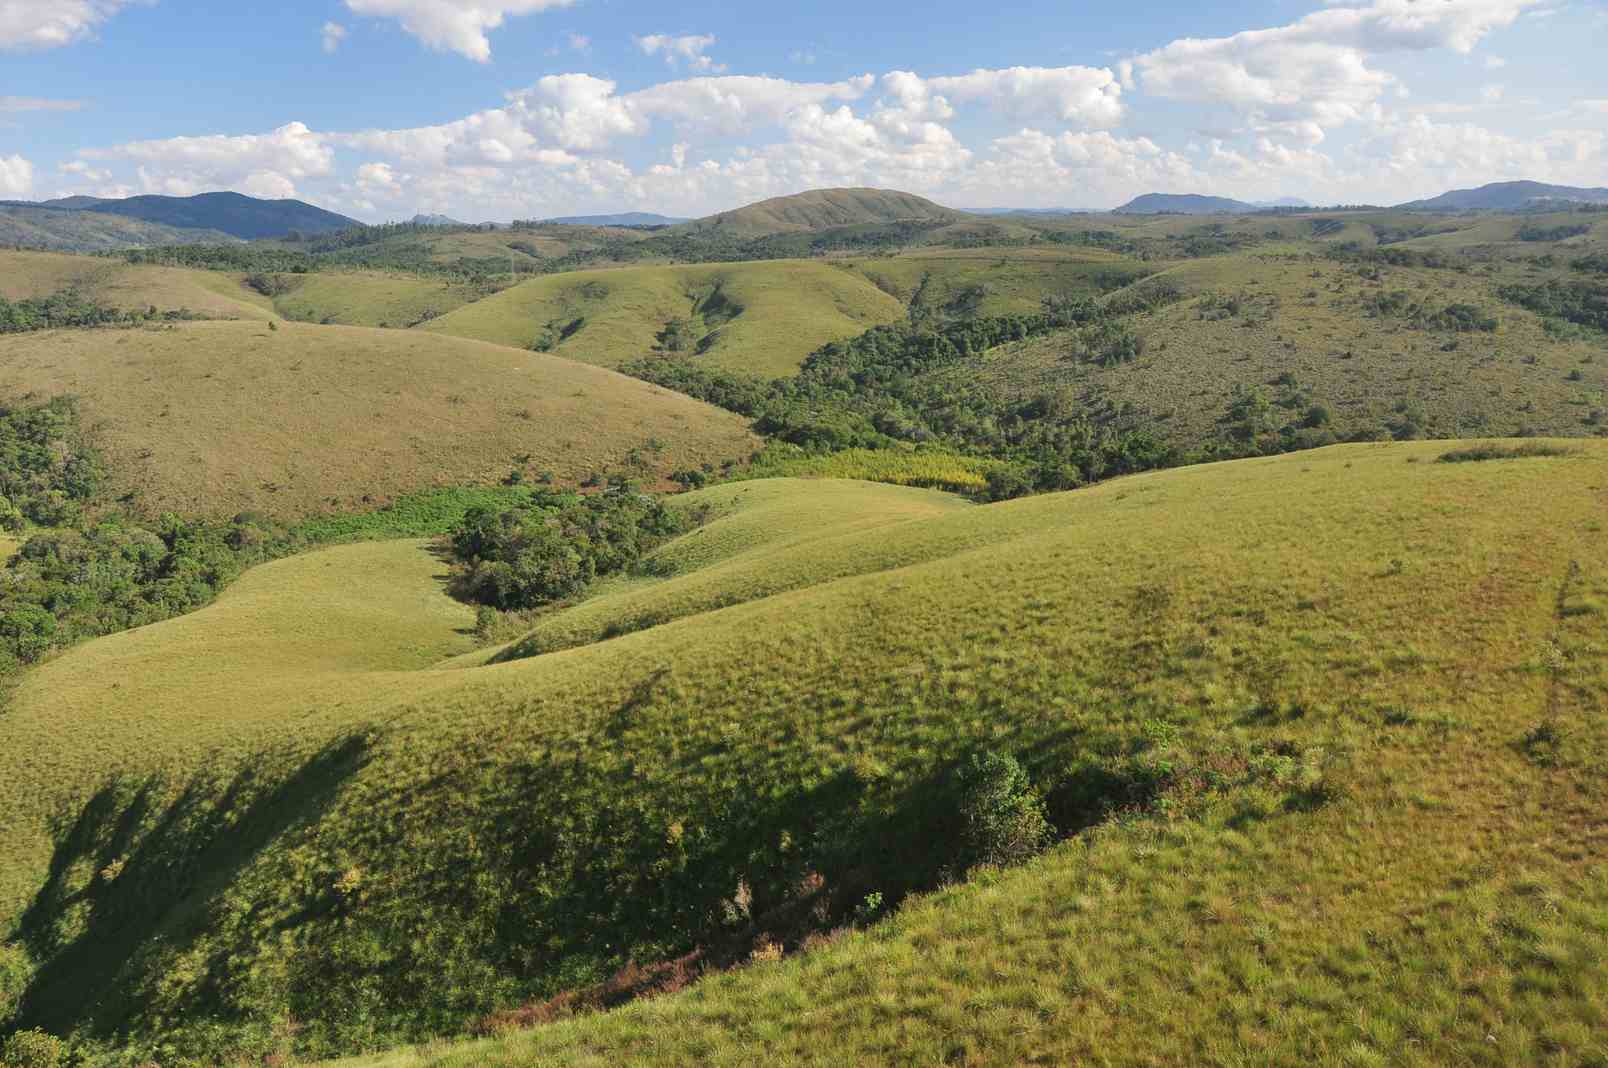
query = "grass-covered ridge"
xmin=423 ymin=260 xmax=910 ymax=377
xmin=0 ymin=443 xmax=1603 ymax=1065
xmin=0 ymin=320 xmax=758 ymax=520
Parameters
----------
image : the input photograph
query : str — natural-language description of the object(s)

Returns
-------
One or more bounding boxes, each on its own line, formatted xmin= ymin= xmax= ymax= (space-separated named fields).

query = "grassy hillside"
xmin=0 ymin=205 xmax=239 ymax=253
xmin=0 ymin=250 xmax=274 ymax=320
xmin=921 ymin=248 xmax=1608 ymax=450
xmin=681 ymin=188 xmax=967 ymax=238
xmin=1 ymin=444 xmax=1604 ymax=1066
xmin=842 ymin=247 xmax=1149 ymax=319
xmin=0 ymin=320 xmax=758 ymax=519
xmin=270 ymin=271 xmax=485 ymax=328
xmin=423 ymin=260 xmax=909 ymax=376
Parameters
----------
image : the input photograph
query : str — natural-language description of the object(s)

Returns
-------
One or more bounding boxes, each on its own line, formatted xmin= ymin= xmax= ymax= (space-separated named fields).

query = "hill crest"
xmin=1396 ymin=179 xmax=1608 ymax=212
xmin=1114 ymin=192 xmax=1256 ymax=215
xmin=682 ymin=188 xmax=968 ymax=236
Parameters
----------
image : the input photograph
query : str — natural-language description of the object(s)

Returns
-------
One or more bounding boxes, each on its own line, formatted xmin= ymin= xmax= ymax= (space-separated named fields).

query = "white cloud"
xmin=344 ymin=0 xmax=577 ymax=62
xmin=0 ymin=154 xmax=33 ymax=196
xmin=82 ymin=121 xmax=333 ymax=200
xmin=0 ymin=0 xmax=140 ymax=52
xmin=322 ymin=21 xmax=347 ymax=53
xmin=634 ymin=33 xmax=724 ymax=73
xmin=1135 ymin=0 xmax=1541 ymax=142
xmin=1484 ymin=54 xmax=1507 ymax=68
xmin=0 ymin=96 xmax=84 ymax=113
xmin=59 ymin=160 xmax=109 ymax=180
xmin=906 ymin=66 xmax=1124 ymax=127
xmin=1348 ymin=114 xmax=1605 ymax=198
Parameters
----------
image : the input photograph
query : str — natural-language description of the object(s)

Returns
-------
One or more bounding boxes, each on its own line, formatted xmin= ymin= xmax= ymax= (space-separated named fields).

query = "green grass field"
xmin=270 ymin=271 xmax=486 ymax=328
xmin=0 ymin=319 xmax=758 ymax=519
xmin=423 ymin=260 xmax=909 ymax=376
xmin=839 ymin=247 xmax=1146 ymax=319
xmin=1 ymin=443 xmax=1604 ymax=1065
xmin=933 ymin=248 xmax=1608 ymax=450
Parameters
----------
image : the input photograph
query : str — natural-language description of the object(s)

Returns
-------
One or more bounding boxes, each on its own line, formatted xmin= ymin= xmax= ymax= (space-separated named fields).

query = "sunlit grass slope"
xmin=948 ymin=250 xmax=1608 ymax=448
xmin=841 ymin=247 xmax=1144 ymax=319
xmin=1 ymin=443 xmax=1605 ymax=1065
xmin=0 ymin=319 xmax=758 ymax=519
xmin=271 ymin=271 xmax=484 ymax=328
xmin=423 ymin=260 xmax=907 ymax=376
xmin=0 ymin=249 xmax=274 ymax=319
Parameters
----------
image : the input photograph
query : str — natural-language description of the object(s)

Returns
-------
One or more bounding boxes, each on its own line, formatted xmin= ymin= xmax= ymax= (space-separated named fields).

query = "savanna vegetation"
xmin=0 ymin=443 xmax=1601 ymax=1068
xmin=4 ymin=190 xmax=1608 ymax=1068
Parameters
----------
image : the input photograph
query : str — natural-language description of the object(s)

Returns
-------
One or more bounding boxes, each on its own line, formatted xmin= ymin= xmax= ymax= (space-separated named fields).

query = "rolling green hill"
xmin=0 ymin=444 xmax=1604 ymax=1067
xmin=921 ymin=248 xmax=1608 ymax=451
xmin=423 ymin=260 xmax=910 ymax=376
xmin=0 ymin=319 xmax=758 ymax=519
xmin=679 ymin=188 xmax=968 ymax=238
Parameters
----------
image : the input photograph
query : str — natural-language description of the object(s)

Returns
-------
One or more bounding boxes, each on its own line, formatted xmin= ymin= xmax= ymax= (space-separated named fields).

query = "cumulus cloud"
xmin=885 ymin=66 xmax=1124 ymax=128
xmin=322 ymin=21 xmax=347 ymax=53
xmin=55 ymin=159 xmax=110 ymax=186
xmin=0 ymin=154 xmax=33 ymax=196
xmin=1135 ymin=0 xmax=1541 ymax=142
xmin=634 ymin=33 xmax=723 ymax=73
xmin=82 ymin=121 xmax=333 ymax=200
xmin=1348 ymin=114 xmax=1605 ymax=196
xmin=0 ymin=0 xmax=140 ymax=51
xmin=344 ymin=0 xmax=576 ymax=62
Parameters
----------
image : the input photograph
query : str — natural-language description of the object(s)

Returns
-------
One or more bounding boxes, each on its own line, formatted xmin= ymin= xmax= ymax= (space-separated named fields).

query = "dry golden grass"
xmin=0 ymin=320 xmax=758 ymax=519
xmin=0 ymin=250 xmax=274 ymax=320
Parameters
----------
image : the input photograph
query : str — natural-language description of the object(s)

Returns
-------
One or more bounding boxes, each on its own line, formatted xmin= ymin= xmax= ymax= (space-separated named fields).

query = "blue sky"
xmin=2 ymin=0 xmax=1604 ymax=220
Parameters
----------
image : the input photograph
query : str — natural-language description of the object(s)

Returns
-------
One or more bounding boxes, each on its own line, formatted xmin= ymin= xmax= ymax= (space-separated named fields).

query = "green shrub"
xmin=0 ymin=1029 xmax=64 ymax=1068
xmin=1437 ymin=443 xmax=1574 ymax=463
xmin=956 ymin=752 xmax=1052 ymax=869
xmin=450 ymin=487 xmax=687 ymax=609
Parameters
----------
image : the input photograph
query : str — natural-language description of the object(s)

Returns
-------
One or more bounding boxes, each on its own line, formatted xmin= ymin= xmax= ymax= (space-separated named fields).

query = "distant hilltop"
xmin=545 ymin=212 xmax=689 ymax=227
xmin=1395 ymin=180 xmax=1608 ymax=212
xmin=1114 ymin=193 xmax=1257 ymax=215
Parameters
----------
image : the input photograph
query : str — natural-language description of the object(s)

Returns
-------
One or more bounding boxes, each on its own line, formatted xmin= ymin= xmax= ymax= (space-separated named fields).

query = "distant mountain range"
xmin=544 ymin=212 xmax=688 ymax=227
xmin=1395 ymin=180 xmax=1608 ymax=212
xmin=34 ymin=191 xmax=359 ymax=239
xmin=3 ymin=178 xmax=1604 ymax=256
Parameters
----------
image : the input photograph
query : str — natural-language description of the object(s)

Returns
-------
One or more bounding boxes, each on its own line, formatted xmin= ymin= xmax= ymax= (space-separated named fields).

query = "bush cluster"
xmin=449 ymin=487 xmax=686 ymax=609
xmin=625 ymin=303 xmax=1179 ymax=501
xmin=0 ymin=290 xmax=203 ymax=334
